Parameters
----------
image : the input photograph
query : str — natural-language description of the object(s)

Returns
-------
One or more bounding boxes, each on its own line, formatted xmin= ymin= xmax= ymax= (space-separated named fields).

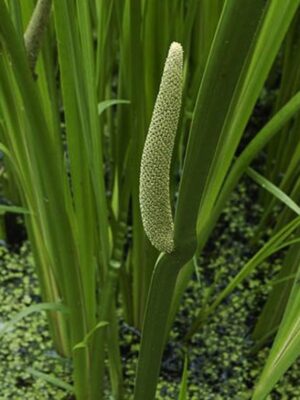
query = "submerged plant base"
xmin=0 ymin=181 xmax=299 ymax=399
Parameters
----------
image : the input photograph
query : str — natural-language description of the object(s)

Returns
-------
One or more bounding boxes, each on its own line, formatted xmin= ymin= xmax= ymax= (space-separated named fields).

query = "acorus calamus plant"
xmin=134 ymin=40 xmax=189 ymax=400
xmin=135 ymin=2 xmax=300 ymax=399
xmin=2 ymin=1 xmax=300 ymax=399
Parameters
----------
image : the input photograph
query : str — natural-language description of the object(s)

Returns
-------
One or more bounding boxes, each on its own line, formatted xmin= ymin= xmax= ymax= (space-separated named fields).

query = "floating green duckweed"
xmin=1 ymin=183 xmax=300 ymax=399
xmin=0 ymin=244 xmax=72 ymax=400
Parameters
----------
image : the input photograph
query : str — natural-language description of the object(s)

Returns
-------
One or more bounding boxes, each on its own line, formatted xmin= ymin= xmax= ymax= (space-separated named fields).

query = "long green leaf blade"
xmin=253 ymin=260 xmax=300 ymax=400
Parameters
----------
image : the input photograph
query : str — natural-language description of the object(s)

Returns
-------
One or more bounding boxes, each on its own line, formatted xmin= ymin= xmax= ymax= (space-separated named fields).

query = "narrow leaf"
xmin=27 ymin=367 xmax=74 ymax=392
xmin=73 ymin=321 xmax=108 ymax=351
xmin=98 ymin=99 xmax=130 ymax=115
xmin=253 ymin=264 xmax=300 ymax=399
xmin=0 ymin=204 xmax=30 ymax=215
xmin=178 ymin=354 xmax=189 ymax=400
xmin=0 ymin=302 xmax=68 ymax=337
xmin=247 ymin=167 xmax=300 ymax=215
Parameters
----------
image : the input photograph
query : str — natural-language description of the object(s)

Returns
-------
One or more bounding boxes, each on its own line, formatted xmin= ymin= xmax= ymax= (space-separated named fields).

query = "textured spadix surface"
xmin=139 ymin=42 xmax=183 ymax=253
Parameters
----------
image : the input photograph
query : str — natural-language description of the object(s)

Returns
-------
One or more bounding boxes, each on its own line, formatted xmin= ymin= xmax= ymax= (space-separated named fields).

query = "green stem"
xmin=134 ymin=250 xmax=193 ymax=400
xmin=90 ymin=205 xmax=128 ymax=399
